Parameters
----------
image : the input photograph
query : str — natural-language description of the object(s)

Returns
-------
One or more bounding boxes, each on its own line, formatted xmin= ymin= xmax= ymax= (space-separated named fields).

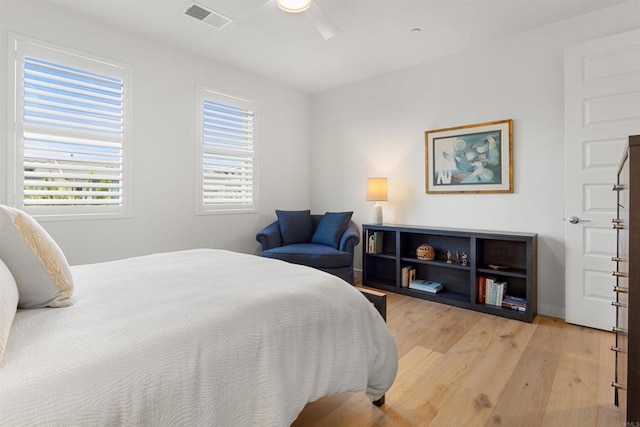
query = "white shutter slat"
xmin=23 ymin=178 xmax=122 ymax=191
xmin=25 ymin=151 xmax=121 ymax=165
xmin=25 ymin=146 xmax=121 ymax=161
xmin=24 ymin=105 xmax=122 ymax=126
xmin=24 ymin=171 xmax=121 ymax=181
xmin=203 ymin=134 xmax=253 ymax=147
xmin=24 ymin=190 xmax=122 ymax=199
xmin=203 ymin=127 xmax=253 ymax=142
xmin=203 ymin=109 xmax=246 ymax=122
xmin=23 ymin=115 xmax=122 ymax=134
xmin=25 ymin=67 xmax=122 ymax=96
xmin=203 ymin=100 xmax=253 ymax=116
xmin=24 ymin=161 xmax=121 ymax=173
xmin=24 ymin=56 xmax=121 ymax=86
xmin=23 ymin=198 xmax=121 ymax=206
xmin=25 ymin=96 xmax=122 ymax=118
xmin=24 ymin=77 xmax=122 ymax=104
xmin=203 ymin=118 xmax=253 ymax=133
xmin=25 ymin=87 xmax=121 ymax=111
xmin=24 ymin=129 xmax=121 ymax=147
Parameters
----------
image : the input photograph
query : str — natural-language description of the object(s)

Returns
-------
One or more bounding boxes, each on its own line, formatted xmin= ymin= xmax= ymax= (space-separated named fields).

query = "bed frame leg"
xmin=358 ymin=288 xmax=388 ymax=408
xmin=373 ymin=395 xmax=385 ymax=406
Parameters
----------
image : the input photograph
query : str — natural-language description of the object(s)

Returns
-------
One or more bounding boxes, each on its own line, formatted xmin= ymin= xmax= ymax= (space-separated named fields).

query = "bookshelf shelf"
xmin=363 ymin=224 xmax=537 ymax=322
xmin=477 ymin=267 xmax=527 ymax=278
xmin=401 ymin=257 xmax=472 ymax=271
xmin=370 ymin=253 xmax=396 ymax=260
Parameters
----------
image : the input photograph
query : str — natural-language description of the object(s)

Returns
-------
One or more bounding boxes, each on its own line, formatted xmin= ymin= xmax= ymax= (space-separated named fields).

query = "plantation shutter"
xmin=200 ymin=89 xmax=256 ymax=211
xmin=16 ymin=40 xmax=127 ymax=213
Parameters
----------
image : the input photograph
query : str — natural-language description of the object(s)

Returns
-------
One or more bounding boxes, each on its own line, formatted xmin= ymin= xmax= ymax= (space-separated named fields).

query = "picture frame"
xmin=425 ymin=119 xmax=513 ymax=194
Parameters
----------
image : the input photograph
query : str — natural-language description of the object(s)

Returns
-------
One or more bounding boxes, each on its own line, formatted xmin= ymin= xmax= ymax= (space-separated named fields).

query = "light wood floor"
xmin=292 ymin=287 xmax=620 ymax=427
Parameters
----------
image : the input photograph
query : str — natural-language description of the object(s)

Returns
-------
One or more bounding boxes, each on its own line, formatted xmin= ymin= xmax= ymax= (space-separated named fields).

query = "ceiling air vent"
xmin=185 ymin=3 xmax=233 ymax=30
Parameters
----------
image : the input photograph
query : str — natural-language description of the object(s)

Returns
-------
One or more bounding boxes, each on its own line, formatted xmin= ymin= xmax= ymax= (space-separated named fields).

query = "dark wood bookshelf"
xmin=363 ymin=224 xmax=537 ymax=322
xmin=612 ymin=135 xmax=639 ymax=423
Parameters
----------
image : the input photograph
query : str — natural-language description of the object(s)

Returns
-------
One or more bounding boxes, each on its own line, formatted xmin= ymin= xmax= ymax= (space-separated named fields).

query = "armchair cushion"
xmin=262 ymin=243 xmax=352 ymax=269
xmin=276 ymin=210 xmax=313 ymax=245
xmin=311 ymin=211 xmax=353 ymax=249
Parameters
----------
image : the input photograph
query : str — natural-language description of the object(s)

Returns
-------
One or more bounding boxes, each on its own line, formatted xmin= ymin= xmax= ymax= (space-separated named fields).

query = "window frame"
xmin=195 ymin=85 xmax=258 ymax=215
xmin=6 ymin=33 xmax=133 ymax=221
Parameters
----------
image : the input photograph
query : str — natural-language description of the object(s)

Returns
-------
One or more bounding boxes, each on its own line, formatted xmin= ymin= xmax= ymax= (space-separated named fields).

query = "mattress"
xmin=0 ymin=249 xmax=397 ymax=426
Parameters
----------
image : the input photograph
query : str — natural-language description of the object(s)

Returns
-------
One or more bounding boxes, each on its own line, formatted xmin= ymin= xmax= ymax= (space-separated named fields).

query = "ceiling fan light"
xmin=276 ymin=0 xmax=312 ymax=13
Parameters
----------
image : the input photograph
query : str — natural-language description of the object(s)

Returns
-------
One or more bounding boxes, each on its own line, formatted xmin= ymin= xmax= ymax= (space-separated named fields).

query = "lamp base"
xmin=372 ymin=203 xmax=383 ymax=224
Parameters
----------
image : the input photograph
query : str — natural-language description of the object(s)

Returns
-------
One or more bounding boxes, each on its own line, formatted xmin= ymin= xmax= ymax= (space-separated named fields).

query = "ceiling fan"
xmin=185 ymin=0 xmax=340 ymax=40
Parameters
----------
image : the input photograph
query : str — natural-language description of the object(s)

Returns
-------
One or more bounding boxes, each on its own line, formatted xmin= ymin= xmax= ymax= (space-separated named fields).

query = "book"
xmin=366 ymin=231 xmax=384 ymax=254
xmin=503 ymin=295 xmax=527 ymax=305
xmin=502 ymin=295 xmax=527 ymax=311
xmin=496 ymin=281 xmax=506 ymax=306
xmin=484 ymin=277 xmax=495 ymax=306
xmin=478 ymin=276 xmax=486 ymax=304
xmin=490 ymin=280 xmax=497 ymax=306
xmin=409 ymin=279 xmax=443 ymax=293
xmin=401 ymin=266 xmax=411 ymax=287
xmin=502 ymin=303 xmax=526 ymax=312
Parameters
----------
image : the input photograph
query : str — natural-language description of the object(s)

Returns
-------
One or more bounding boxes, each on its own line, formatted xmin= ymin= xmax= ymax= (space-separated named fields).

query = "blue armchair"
xmin=256 ymin=211 xmax=360 ymax=285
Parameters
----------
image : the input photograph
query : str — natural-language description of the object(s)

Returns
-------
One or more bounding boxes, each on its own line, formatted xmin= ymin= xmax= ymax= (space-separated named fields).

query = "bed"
xmin=0 ymin=248 xmax=398 ymax=426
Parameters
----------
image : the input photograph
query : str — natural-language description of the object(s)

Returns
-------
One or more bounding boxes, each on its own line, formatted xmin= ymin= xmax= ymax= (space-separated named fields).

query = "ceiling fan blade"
xmin=306 ymin=1 xmax=339 ymax=40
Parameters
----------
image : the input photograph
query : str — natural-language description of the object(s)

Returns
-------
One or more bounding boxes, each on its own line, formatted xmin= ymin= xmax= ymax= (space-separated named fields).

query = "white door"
xmin=564 ymin=29 xmax=640 ymax=330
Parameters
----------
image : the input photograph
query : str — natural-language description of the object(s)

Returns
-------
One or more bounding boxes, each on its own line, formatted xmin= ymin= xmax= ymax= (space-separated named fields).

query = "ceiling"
xmin=46 ymin=0 xmax=624 ymax=93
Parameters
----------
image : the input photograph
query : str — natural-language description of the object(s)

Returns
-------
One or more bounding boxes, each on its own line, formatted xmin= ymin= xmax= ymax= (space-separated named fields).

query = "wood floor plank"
xmin=304 ymin=392 xmax=382 ymax=427
xmin=542 ymin=324 xmax=601 ymax=425
xmin=428 ymin=385 xmax=495 ymax=427
xmin=461 ymin=316 xmax=536 ymax=398
xmin=385 ymin=345 xmax=444 ymax=405
xmin=389 ymin=299 xmax=482 ymax=357
xmin=486 ymin=316 xmax=565 ymax=426
xmin=291 ymin=393 xmax=353 ymax=426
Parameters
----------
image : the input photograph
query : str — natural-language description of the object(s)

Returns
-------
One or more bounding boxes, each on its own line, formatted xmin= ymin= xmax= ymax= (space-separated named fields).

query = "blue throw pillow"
xmin=311 ymin=211 xmax=353 ymax=249
xmin=276 ymin=210 xmax=313 ymax=245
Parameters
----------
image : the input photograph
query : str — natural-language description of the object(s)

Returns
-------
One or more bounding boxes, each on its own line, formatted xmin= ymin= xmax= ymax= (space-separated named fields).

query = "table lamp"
xmin=367 ymin=178 xmax=387 ymax=224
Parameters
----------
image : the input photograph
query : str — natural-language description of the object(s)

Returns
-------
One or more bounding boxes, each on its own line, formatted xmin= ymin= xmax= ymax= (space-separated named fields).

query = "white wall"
xmin=309 ymin=1 xmax=640 ymax=318
xmin=0 ymin=1 xmax=310 ymax=265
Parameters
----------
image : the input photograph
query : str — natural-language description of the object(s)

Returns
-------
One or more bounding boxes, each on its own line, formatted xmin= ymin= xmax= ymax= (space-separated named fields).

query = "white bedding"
xmin=0 ymin=249 xmax=397 ymax=426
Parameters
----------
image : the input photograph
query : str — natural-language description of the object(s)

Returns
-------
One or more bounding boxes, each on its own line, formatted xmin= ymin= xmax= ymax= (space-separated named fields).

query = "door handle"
xmin=568 ymin=216 xmax=590 ymax=224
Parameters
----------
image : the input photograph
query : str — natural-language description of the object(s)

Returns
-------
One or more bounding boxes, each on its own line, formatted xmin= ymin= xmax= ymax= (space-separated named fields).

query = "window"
xmin=8 ymin=35 xmax=130 ymax=218
xmin=197 ymin=86 xmax=257 ymax=213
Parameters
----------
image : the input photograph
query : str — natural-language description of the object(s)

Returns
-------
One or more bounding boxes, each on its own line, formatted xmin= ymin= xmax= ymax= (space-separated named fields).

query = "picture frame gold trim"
xmin=425 ymin=119 xmax=513 ymax=194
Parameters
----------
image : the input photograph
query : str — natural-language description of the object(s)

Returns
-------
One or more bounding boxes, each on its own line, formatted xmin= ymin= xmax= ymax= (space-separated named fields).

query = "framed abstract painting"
xmin=425 ymin=119 xmax=513 ymax=194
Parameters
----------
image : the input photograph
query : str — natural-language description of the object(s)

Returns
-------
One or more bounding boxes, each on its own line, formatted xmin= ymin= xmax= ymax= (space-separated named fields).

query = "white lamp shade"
xmin=276 ymin=0 xmax=312 ymax=13
xmin=367 ymin=178 xmax=388 ymax=202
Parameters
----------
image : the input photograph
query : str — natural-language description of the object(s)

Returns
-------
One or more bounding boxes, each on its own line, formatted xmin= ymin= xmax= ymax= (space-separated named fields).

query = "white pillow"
xmin=0 ymin=258 xmax=19 ymax=363
xmin=0 ymin=205 xmax=74 ymax=308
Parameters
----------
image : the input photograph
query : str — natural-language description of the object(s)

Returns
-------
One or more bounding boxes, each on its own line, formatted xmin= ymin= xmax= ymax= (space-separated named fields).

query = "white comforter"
xmin=0 ymin=249 xmax=397 ymax=426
